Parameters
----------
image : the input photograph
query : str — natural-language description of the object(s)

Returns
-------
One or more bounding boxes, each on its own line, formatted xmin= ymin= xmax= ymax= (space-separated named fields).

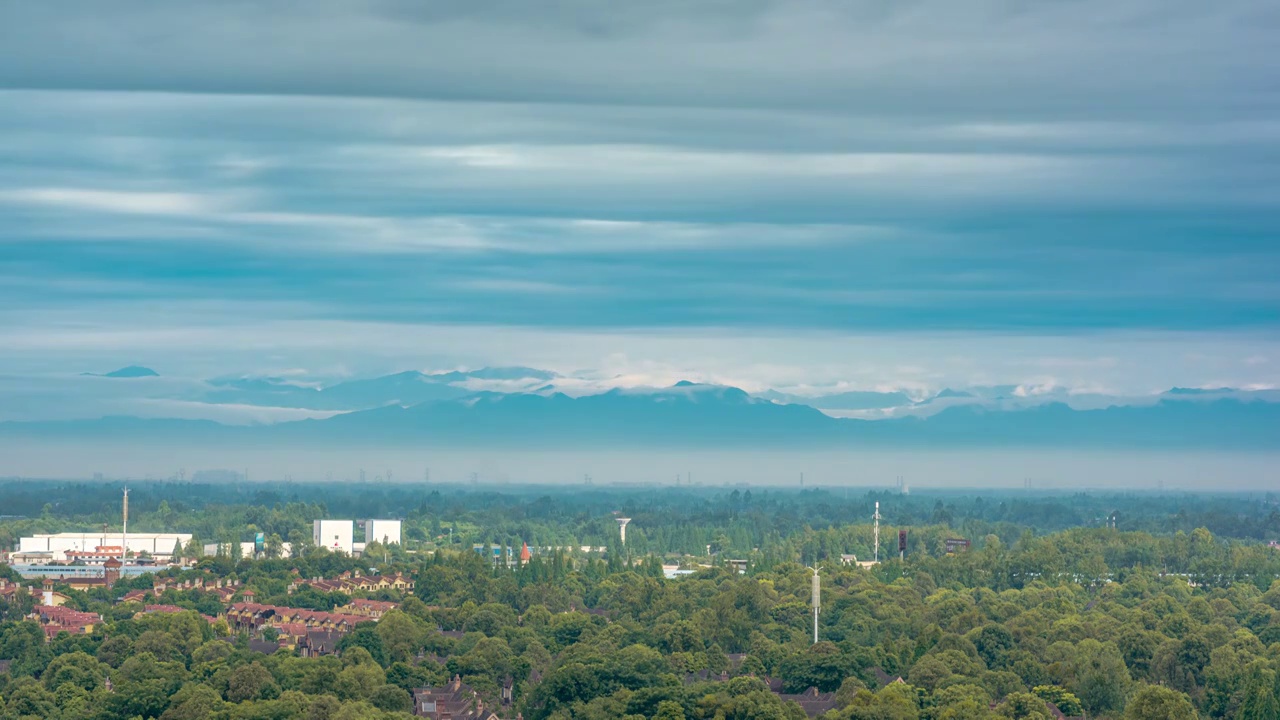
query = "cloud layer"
xmin=0 ymin=1 xmax=1277 ymax=394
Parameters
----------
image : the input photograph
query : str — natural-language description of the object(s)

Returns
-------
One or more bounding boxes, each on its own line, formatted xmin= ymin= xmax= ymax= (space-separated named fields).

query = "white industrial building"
xmin=201 ymin=542 xmax=294 ymax=559
xmin=364 ymin=519 xmax=402 ymax=546
xmin=313 ymin=519 xmax=354 ymax=554
xmin=18 ymin=532 xmax=191 ymax=563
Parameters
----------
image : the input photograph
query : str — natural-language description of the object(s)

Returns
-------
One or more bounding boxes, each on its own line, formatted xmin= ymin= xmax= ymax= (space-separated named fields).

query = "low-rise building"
xmin=31 ymin=605 xmax=101 ymax=639
xmin=340 ymin=598 xmax=399 ymax=618
xmin=119 ymin=576 xmax=241 ymax=604
xmin=290 ymin=570 xmax=414 ymax=595
xmin=0 ymin=578 xmax=33 ymax=603
xmin=224 ymin=602 xmax=369 ymax=636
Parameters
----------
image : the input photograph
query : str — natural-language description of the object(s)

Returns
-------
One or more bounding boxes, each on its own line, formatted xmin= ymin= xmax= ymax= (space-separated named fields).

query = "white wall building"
xmin=313 ymin=520 xmax=354 ymax=554
xmin=18 ymin=532 xmax=191 ymax=562
xmin=364 ymin=519 xmax=402 ymax=546
xmin=200 ymin=542 xmax=294 ymax=559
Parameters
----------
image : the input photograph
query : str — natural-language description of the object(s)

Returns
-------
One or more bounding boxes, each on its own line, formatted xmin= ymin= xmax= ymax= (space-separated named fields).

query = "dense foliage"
xmin=2 ymin=482 xmax=1280 ymax=719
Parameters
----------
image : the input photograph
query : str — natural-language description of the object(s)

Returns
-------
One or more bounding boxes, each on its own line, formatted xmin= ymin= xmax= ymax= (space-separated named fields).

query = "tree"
xmin=373 ymin=611 xmax=427 ymax=664
xmin=778 ymin=641 xmax=861 ymax=693
xmin=184 ymin=536 xmax=202 ymax=561
xmin=845 ymin=682 xmax=921 ymax=720
xmin=337 ymin=624 xmax=388 ymax=667
xmin=96 ymin=635 xmax=133 ymax=668
xmin=159 ymin=684 xmax=226 ymax=720
xmin=1069 ymin=640 xmax=1131 ymax=717
xmin=134 ymin=630 xmax=184 ymax=663
xmin=996 ymin=692 xmax=1052 ymax=719
xmin=265 ymin=533 xmax=285 ymax=559
xmin=1237 ymin=669 xmax=1280 ymax=720
xmin=654 ymin=699 xmax=687 ymax=720
xmin=1031 ymin=685 xmax=1083 ymax=716
xmin=368 ymin=684 xmax=412 ymax=713
xmin=41 ymin=650 xmax=108 ymax=692
xmin=226 ymin=661 xmax=280 ymax=702
xmin=1123 ymin=684 xmax=1198 ymax=720
xmin=335 ymin=661 xmax=386 ymax=702
xmin=2 ymin=679 xmax=58 ymax=719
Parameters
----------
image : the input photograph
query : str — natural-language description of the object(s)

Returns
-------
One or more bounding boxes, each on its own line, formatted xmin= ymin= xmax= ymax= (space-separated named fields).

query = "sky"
xmin=1 ymin=0 xmax=1278 ymax=398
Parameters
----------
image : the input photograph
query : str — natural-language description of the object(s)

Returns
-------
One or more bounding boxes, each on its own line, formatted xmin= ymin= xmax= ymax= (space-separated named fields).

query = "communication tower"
xmin=873 ymin=501 xmax=881 ymax=564
xmin=616 ymin=517 xmax=631 ymax=546
xmin=810 ymin=567 xmax=821 ymax=644
xmin=121 ymin=487 xmax=129 ymax=562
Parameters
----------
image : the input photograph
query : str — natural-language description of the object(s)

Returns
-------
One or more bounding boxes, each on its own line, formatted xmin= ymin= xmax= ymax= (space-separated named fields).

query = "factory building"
xmin=18 ymin=533 xmax=192 ymax=564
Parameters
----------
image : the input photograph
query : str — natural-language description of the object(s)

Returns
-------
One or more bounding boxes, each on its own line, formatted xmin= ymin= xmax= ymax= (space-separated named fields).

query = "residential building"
xmin=290 ymin=570 xmax=414 ymax=595
xmin=412 ymin=676 xmax=502 ymax=720
xmin=776 ymin=687 xmax=839 ymax=718
xmin=39 ymin=579 xmax=71 ymax=607
xmin=339 ymin=598 xmax=399 ymax=618
xmin=120 ymin=577 xmax=241 ymax=604
xmin=0 ymin=578 xmax=33 ymax=603
xmin=223 ymin=602 xmax=369 ymax=636
xmin=30 ymin=605 xmax=101 ymax=640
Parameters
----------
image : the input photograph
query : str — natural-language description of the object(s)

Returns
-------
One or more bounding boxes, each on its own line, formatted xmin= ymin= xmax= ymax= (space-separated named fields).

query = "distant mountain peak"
xmin=82 ymin=365 xmax=159 ymax=378
xmin=428 ymin=366 xmax=558 ymax=382
xmin=1167 ymin=386 xmax=1236 ymax=395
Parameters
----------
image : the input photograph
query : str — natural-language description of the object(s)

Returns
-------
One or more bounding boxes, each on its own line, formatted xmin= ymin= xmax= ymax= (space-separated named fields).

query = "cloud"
xmin=128 ymin=399 xmax=348 ymax=425
xmin=2 ymin=0 xmax=1274 ymax=121
xmin=0 ymin=187 xmax=216 ymax=215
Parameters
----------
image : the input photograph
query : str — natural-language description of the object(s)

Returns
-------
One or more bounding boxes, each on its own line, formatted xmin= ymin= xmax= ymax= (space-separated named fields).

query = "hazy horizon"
xmin=2 ymin=442 xmax=1276 ymax=491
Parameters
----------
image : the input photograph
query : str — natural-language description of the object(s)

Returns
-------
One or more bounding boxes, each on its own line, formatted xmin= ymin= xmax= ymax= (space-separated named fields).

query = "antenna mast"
xmin=811 ymin=567 xmax=821 ymax=644
xmin=121 ymin=487 xmax=129 ymax=562
xmin=873 ymin=501 xmax=881 ymax=564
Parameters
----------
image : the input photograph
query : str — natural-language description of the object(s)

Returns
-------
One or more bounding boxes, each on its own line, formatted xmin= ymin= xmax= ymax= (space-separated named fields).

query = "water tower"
xmin=616 ymin=518 xmax=631 ymax=546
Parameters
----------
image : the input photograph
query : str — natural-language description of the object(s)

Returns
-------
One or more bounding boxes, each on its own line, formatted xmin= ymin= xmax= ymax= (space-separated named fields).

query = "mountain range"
xmin=2 ymin=371 xmax=1277 ymax=450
